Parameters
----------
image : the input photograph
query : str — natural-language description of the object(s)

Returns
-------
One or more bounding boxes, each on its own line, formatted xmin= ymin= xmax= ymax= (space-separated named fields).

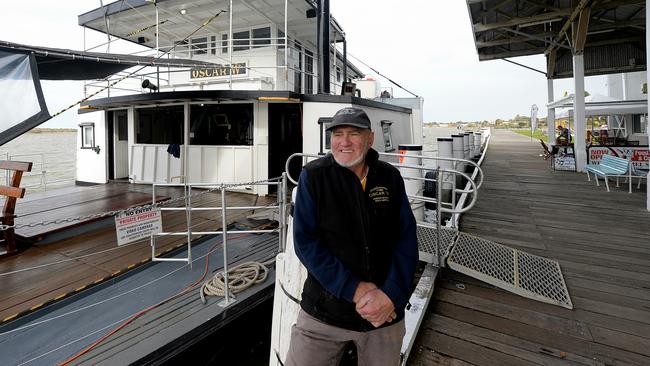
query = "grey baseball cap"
xmin=326 ymin=107 xmax=371 ymax=131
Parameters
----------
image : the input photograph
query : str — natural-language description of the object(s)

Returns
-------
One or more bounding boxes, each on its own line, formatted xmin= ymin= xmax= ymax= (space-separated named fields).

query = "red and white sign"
xmin=588 ymin=147 xmax=650 ymax=169
xmin=115 ymin=207 xmax=162 ymax=246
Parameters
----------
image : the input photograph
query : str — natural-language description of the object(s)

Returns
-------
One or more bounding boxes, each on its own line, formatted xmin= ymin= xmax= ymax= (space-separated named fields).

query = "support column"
xmin=547 ymin=78 xmax=555 ymax=146
xmin=572 ymin=54 xmax=587 ymax=172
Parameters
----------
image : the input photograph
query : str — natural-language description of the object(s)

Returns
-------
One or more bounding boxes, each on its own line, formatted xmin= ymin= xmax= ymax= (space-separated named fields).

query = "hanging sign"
xmin=190 ymin=62 xmax=247 ymax=79
xmin=115 ymin=206 xmax=162 ymax=246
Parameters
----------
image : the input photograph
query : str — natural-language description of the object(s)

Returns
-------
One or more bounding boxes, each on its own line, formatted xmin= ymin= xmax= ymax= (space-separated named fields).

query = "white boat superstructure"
xmin=69 ymin=0 xmax=424 ymax=197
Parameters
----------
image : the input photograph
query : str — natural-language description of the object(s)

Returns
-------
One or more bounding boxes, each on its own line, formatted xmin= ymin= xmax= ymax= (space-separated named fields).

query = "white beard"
xmin=333 ymin=153 xmax=365 ymax=168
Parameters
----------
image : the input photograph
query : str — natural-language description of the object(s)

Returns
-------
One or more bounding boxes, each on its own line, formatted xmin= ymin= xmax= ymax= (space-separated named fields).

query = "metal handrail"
xmin=284 ymin=152 xmax=484 ymax=190
xmin=2 ymin=152 xmax=75 ymax=192
xmin=150 ymin=177 xmax=288 ymax=307
xmin=283 ymin=152 xmax=480 ymax=216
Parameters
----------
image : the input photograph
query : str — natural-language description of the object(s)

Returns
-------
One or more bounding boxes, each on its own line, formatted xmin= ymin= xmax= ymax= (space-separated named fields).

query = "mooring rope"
xmin=199 ymin=258 xmax=275 ymax=304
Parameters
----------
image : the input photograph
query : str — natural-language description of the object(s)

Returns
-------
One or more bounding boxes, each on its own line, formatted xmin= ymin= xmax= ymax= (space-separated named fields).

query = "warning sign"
xmin=115 ymin=207 xmax=162 ymax=246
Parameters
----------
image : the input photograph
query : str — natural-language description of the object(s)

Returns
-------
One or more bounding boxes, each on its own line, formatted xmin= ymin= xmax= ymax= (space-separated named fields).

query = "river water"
xmin=0 ymin=131 xmax=76 ymax=192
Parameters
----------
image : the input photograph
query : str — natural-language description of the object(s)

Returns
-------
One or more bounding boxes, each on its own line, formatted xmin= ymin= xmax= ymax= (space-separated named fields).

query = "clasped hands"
xmin=352 ymin=281 xmax=396 ymax=328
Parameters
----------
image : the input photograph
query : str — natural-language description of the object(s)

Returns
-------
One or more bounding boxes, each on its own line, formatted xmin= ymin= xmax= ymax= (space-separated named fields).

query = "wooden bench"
xmin=0 ymin=160 xmax=33 ymax=256
xmin=585 ymin=154 xmax=631 ymax=193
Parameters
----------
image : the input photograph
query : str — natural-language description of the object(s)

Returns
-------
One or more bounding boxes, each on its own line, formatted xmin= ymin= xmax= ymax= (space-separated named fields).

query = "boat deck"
xmin=0 ymin=183 xmax=277 ymax=322
xmin=0 ymin=231 xmax=278 ymax=365
xmin=8 ymin=184 xmax=168 ymax=242
xmin=409 ymin=130 xmax=650 ymax=366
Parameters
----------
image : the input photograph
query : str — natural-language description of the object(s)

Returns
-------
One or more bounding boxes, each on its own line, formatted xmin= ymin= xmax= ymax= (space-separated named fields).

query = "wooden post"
xmin=0 ymin=160 xmax=32 ymax=256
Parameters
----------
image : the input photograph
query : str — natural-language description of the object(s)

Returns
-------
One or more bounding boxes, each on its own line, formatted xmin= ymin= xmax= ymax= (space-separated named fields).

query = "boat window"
xmin=191 ymin=37 xmax=208 ymax=56
xmin=80 ymin=123 xmax=95 ymax=149
xmin=278 ymin=29 xmax=286 ymax=50
xmin=117 ymin=112 xmax=128 ymax=141
xmin=174 ymin=40 xmax=189 ymax=58
xmin=135 ymin=106 xmax=184 ymax=144
xmin=381 ymin=120 xmax=395 ymax=152
xmin=221 ymin=34 xmax=229 ymax=54
xmin=305 ymin=49 xmax=314 ymax=94
xmin=189 ymin=104 xmax=253 ymax=146
xmin=210 ymin=36 xmax=216 ymax=55
xmin=252 ymin=27 xmax=271 ymax=48
xmin=632 ymin=114 xmax=647 ymax=134
xmin=233 ymin=30 xmax=250 ymax=51
xmin=294 ymin=42 xmax=302 ymax=93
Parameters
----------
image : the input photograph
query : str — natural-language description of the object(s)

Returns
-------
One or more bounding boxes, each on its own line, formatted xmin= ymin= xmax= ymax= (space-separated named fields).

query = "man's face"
xmin=330 ymin=126 xmax=374 ymax=168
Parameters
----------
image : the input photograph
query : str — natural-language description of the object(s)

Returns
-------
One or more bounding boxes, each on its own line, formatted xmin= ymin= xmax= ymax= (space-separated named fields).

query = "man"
xmin=556 ymin=125 xmax=569 ymax=144
xmin=286 ymin=107 xmax=418 ymax=365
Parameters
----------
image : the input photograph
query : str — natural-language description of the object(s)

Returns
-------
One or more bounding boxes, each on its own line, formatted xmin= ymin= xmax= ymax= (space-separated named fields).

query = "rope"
xmin=199 ymin=259 xmax=275 ymax=304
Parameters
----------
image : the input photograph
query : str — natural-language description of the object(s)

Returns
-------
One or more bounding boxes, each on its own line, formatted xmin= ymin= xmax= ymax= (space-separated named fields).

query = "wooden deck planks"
xmin=0 ymin=184 xmax=275 ymax=321
xmin=408 ymin=130 xmax=650 ymax=366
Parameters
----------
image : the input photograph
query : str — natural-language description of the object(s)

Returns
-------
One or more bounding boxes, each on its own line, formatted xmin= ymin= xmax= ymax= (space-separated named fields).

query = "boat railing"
xmin=284 ymin=152 xmax=483 ymax=264
xmin=1 ymin=152 xmax=76 ymax=192
xmin=150 ymin=175 xmax=288 ymax=306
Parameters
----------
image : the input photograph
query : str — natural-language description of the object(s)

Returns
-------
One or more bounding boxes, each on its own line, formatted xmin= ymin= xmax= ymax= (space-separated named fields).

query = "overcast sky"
xmin=1 ymin=0 xmax=611 ymax=127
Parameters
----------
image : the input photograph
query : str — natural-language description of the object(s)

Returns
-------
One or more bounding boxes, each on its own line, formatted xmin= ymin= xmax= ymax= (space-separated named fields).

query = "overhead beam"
xmin=589 ymin=18 xmax=646 ymax=32
xmin=545 ymin=0 xmax=645 ymax=54
xmin=500 ymin=27 xmax=572 ymax=49
xmin=572 ymin=6 xmax=592 ymax=53
xmin=478 ymin=47 xmax=549 ymax=60
xmin=547 ymin=47 xmax=557 ymax=76
xmin=521 ymin=0 xmax=561 ymax=12
xmin=473 ymin=9 xmax=571 ymax=32
xmin=481 ymin=0 xmax=513 ymax=15
xmin=545 ymin=0 xmax=591 ymax=54
xmin=476 ymin=32 xmax=554 ymax=47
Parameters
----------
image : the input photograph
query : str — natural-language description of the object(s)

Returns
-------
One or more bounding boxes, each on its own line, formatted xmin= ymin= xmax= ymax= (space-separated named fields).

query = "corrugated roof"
xmin=466 ymin=0 xmax=646 ymax=78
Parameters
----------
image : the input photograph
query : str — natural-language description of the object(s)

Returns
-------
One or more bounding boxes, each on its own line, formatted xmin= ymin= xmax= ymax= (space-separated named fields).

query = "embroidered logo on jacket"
xmin=369 ymin=186 xmax=390 ymax=204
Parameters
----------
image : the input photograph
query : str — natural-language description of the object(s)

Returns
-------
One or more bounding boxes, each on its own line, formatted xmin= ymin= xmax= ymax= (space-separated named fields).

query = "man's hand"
xmin=355 ymin=288 xmax=396 ymax=327
xmin=352 ymin=281 xmax=377 ymax=304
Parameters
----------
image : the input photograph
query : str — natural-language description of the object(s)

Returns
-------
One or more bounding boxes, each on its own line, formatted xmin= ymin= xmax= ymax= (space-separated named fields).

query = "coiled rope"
xmin=200 ymin=259 xmax=275 ymax=304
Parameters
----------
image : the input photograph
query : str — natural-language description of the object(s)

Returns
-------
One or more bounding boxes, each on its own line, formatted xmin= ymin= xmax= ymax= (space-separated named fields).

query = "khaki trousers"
xmin=285 ymin=310 xmax=405 ymax=366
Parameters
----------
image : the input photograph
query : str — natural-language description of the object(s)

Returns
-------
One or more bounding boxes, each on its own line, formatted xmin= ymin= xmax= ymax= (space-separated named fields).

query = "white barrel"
xmin=398 ymin=144 xmax=424 ymax=221
xmin=462 ymin=133 xmax=470 ymax=161
xmin=436 ymin=138 xmax=454 ymax=218
xmin=437 ymin=138 xmax=453 ymax=171
xmin=466 ymin=132 xmax=475 ymax=159
xmin=474 ymin=133 xmax=482 ymax=158
xmin=451 ymin=134 xmax=464 ymax=168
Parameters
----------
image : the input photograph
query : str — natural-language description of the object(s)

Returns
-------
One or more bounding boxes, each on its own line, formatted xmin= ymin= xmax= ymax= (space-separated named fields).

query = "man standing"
xmin=286 ymin=107 xmax=418 ymax=365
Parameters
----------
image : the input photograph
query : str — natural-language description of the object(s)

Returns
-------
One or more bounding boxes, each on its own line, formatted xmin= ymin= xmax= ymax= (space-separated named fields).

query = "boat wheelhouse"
xmin=74 ymin=0 xmax=424 ymax=196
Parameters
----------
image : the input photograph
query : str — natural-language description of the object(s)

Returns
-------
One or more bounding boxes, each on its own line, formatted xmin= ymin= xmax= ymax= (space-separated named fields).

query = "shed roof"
xmin=466 ymin=0 xmax=646 ymax=78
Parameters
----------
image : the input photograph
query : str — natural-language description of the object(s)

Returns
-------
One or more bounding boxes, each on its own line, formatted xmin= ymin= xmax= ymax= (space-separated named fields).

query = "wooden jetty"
xmin=0 ymin=183 xmax=276 ymax=322
xmin=408 ymin=130 xmax=650 ymax=366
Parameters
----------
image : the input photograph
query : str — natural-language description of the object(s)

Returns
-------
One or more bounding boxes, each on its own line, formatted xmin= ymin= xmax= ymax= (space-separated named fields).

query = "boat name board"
xmin=114 ymin=207 xmax=163 ymax=246
xmin=190 ymin=62 xmax=247 ymax=79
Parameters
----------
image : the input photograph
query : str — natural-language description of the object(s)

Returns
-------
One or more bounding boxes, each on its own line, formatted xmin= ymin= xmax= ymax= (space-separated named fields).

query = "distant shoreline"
xmin=28 ymin=128 xmax=77 ymax=133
